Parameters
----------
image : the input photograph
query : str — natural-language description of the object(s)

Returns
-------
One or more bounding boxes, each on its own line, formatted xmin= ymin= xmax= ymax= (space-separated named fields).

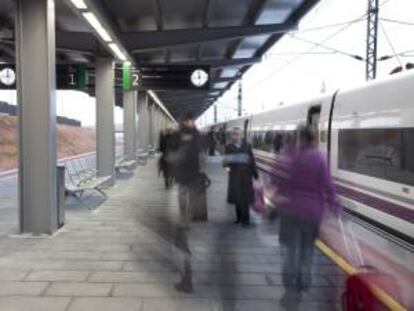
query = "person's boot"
xmin=174 ymin=272 xmax=193 ymax=293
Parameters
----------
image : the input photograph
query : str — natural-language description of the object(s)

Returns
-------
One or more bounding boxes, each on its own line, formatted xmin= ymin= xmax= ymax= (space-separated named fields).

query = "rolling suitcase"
xmin=190 ymin=172 xmax=211 ymax=221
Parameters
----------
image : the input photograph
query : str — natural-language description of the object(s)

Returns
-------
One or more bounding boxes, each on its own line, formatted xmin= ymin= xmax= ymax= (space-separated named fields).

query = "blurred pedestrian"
xmin=207 ymin=128 xmax=217 ymax=156
xmin=158 ymin=128 xmax=174 ymax=189
xmin=274 ymin=124 xmax=338 ymax=294
xmin=223 ymin=127 xmax=258 ymax=227
xmin=168 ymin=114 xmax=201 ymax=229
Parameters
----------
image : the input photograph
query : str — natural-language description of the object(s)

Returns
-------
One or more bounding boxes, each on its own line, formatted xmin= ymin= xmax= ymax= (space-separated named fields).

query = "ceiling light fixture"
xmin=70 ymin=0 xmax=87 ymax=10
xmin=82 ymin=12 xmax=112 ymax=42
xmin=108 ymin=43 xmax=127 ymax=62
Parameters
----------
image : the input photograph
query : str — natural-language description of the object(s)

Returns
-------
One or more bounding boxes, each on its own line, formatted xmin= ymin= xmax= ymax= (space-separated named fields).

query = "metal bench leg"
xmin=95 ymin=187 xmax=107 ymax=198
xmin=72 ymin=192 xmax=92 ymax=210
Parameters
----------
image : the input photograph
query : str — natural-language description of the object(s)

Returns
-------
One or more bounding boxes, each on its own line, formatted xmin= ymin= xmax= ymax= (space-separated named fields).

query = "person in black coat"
xmin=223 ymin=127 xmax=258 ymax=226
xmin=158 ymin=128 xmax=174 ymax=189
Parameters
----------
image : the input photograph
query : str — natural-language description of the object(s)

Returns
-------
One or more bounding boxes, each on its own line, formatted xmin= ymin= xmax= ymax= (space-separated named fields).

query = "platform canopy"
xmin=0 ymin=0 xmax=319 ymax=119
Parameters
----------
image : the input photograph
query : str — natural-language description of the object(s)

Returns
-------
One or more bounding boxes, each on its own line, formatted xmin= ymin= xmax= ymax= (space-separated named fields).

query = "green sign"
xmin=122 ymin=63 xmax=131 ymax=91
xmin=57 ymin=64 xmax=88 ymax=90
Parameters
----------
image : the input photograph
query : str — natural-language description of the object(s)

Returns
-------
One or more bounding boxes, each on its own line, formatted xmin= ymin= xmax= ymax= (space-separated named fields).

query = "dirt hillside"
xmin=0 ymin=115 xmax=96 ymax=172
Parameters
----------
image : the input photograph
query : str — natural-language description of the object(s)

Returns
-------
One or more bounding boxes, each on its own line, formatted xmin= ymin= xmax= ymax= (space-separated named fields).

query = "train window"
xmin=338 ymin=128 xmax=414 ymax=186
xmin=251 ymin=130 xmax=294 ymax=154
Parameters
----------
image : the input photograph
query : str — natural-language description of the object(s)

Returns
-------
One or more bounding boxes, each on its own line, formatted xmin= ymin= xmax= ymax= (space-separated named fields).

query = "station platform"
xmin=0 ymin=156 xmax=345 ymax=311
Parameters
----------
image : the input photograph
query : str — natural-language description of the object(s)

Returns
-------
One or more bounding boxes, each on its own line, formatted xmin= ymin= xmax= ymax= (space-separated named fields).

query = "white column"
xmin=137 ymin=90 xmax=148 ymax=152
xmin=148 ymin=100 xmax=154 ymax=149
xmin=123 ymin=90 xmax=137 ymax=161
xmin=96 ymin=57 xmax=115 ymax=185
xmin=16 ymin=0 xmax=57 ymax=234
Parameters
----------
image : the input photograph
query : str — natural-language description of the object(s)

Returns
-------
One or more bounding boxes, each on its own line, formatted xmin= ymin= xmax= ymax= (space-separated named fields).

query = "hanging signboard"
xmin=56 ymin=64 xmax=88 ymax=90
xmin=122 ymin=65 xmax=210 ymax=91
xmin=0 ymin=64 xmax=88 ymax=90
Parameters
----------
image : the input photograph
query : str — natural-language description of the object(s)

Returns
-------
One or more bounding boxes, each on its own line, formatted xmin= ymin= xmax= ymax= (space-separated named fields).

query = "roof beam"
xmin=62 ymin=0 xmax=133 ymax=63
xmin=151 ymin=0 xmax=163 ymax=31
xmin=203 ymin=0 xmax=211 ymax=28
xmin=167 ymin=97 xmax=214 ymax=104
xmin=158 ymin=95 xmax=217 ymax=102
xmin=211 ymin=77 xmax=236 ymax=83
xmin=138 ymin=57 xmax=261 ymax=68
xmin=125 ymin=22 xmax=297 ymax=53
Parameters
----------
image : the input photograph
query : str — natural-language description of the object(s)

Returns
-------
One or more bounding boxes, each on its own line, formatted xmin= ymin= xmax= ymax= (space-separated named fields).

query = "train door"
xmin=307 ymin=105 xmax=321 ymax=144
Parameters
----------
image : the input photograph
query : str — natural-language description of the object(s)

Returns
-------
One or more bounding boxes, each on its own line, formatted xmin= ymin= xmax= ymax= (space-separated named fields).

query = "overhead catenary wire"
xmin=380 ymin=17 xmax=414 ymax=26
xmin=379 ymin=21 xmax=404 ymax=67
xmin=292 ymin=17 xmax=366 ymax=33
xmin=244 ymin=16 xmax=365 ymax=93
xmin=291 ymin=35 xmax=365 ymax=61
xmin=237 ymin=0 xmax=394 ymax=98
xmin=208 ymin=0 xmax=394 ymax=117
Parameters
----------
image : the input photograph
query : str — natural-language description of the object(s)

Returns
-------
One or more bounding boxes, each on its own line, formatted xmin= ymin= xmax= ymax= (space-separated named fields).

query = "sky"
xmin=1 ymin=0 xmax=413 ymax=127
xmin=197 ymin=0 xmax=414 ymax=127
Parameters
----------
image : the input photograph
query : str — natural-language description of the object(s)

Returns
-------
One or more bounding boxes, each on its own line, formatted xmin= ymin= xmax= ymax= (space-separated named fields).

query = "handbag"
xmin=252 ymin=180 xmax=265 ymax=214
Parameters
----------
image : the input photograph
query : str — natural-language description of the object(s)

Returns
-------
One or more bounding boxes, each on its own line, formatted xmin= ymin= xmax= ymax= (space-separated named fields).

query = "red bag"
xmin=342 ymin=269 xmax=376 ymax=311
xmin=252 ymin=181 xmax=265 ymax=214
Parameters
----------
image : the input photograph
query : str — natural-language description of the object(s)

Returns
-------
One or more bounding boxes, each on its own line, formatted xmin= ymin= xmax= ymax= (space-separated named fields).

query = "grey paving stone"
xmin=211 ymin=300 xmax=278 ymax=311
xmin=46 ymin=282 xmax=112 ymax=296
xmin=89 ymin=271 xmax=179 ymax=284
xmin=194 ymin=272 xmax=267 ymax=286
xmin=122 ymin=261 xmax=178 ymax=273
xmin=49 ymin=251 xmax=102 ymax=260
xmin=26 ymin=270 xmax=90 ymax=282
xmin=0 ymin=270 xmax=28 ymax=281
xmin=68 ymin=297 xmax=142 ymax=311
xmin=0 ymin=297 xmax=71 ymax=311
xmin=142 ymin=298 xmax=212 ymax=311
xmin=0 ymin=282 xmax=48 ymax=296
xmin=0 ymin=157 xmax=343 ymax=311
xmin=113 ymin=283 xmax=176 ymax=298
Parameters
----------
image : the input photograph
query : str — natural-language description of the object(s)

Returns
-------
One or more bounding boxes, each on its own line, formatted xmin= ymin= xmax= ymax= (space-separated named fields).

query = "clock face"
xmin=0 ymin=68 xmax=16 ymax=86
xmin=190 ymin=69 xmax=209 ymax=87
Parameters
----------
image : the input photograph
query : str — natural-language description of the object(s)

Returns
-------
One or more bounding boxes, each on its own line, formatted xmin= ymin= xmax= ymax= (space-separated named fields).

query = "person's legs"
xmin=234 ymin=203 xmax=241 ymax=223
xmin=178 ymin=185 xmax=190 ymax=228
xmin=174 ymin=228 xmax=193 ymax=293
xmin=297 ymin=220 xmax=318 ymax=290
xmin=240 ymin=201 xmax=250 ymax=225
xmin=280 ymin=215 xmax=302 ymax=287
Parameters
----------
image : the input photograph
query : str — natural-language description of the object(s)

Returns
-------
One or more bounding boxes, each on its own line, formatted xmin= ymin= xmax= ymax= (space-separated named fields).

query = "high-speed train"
xmin=209 ymin=71 xmax=414 ymax=242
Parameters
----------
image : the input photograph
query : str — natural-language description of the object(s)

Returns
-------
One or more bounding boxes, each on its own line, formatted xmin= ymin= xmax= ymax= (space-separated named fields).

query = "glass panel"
xmin=338 ymin=128 xmax=414 ymax=186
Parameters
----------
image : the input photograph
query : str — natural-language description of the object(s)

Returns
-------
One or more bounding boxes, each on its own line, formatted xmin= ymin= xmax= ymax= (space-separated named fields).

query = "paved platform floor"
xmin=0 ymin=157 xmax=345 ymax=311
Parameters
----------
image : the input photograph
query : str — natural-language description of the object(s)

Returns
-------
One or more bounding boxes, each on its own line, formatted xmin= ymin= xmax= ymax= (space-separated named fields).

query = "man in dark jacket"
xmin=169 ymin=114 xmax=201 ymax=228
xmin=167 ymin=114 xmax=200 ymax=294
xmin=223 ymin=127 xmax=258 ymax=226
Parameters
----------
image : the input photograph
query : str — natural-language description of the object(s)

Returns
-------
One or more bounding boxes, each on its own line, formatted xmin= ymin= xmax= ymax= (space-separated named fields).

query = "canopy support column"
xmin=96 ymin=57 xmax=115 ymax=185
xmin=16 ymin=0 xmax=58 ymax=234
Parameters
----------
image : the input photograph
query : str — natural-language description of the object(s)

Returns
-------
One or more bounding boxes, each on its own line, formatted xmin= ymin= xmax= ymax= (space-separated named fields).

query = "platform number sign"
xmin=0 ymin=64 xmax=87 ymax=90
xmin=122 ymin=63 xmax=141 ymax=91
xmin=132 ymin=71 xmax=141 ymax=87
xmin=123 ymin=65 xmax=210 ymax=90
xmin=56 ymin=64 xmax=87 ymax=90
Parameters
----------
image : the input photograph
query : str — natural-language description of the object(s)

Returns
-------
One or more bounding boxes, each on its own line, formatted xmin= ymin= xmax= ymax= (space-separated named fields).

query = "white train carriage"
xmin=210 ymin=71 xmax=414 ymax=241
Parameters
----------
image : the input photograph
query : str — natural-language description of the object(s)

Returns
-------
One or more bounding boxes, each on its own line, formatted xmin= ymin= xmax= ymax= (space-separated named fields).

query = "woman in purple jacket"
xmin=276 ymin=125 xmax=338 ymax=292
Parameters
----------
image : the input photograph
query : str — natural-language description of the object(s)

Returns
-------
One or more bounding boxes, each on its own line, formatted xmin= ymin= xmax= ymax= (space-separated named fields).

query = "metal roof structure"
xmin=0 ymin=0 xmax=319 ymax=119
